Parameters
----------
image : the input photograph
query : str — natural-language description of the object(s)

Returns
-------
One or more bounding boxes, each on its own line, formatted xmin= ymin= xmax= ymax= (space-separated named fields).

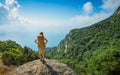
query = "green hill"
xmin=46 ymin=7 xmax=120 ymax=75
xmin=0 ymin=40 xmax=38 ymax=66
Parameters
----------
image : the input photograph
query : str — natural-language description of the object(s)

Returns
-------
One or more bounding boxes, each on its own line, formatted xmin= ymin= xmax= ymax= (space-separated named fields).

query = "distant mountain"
xmin=46 ymin=7 xmax=120 ymax=75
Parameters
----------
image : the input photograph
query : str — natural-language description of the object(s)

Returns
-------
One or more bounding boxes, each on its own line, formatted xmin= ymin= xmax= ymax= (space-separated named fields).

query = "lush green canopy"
xmin=46 ymin=10 xmax=120 ymax=75
xmin=0 ymin=40 xmax=38 ymax=66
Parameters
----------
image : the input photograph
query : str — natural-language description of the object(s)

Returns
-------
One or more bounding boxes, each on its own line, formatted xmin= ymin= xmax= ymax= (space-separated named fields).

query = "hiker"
xmin=35 ymin=32 xmax=48 ymax=60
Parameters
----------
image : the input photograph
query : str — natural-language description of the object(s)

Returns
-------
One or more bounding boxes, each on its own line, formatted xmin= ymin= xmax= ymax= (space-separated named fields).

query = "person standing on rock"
xmin=35 ymin=32 xmax=48 ymax=60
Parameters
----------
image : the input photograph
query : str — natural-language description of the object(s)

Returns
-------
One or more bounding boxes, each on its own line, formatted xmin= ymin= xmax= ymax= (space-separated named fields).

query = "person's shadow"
xmin=41 ymin=60 xmax=59 ymax=75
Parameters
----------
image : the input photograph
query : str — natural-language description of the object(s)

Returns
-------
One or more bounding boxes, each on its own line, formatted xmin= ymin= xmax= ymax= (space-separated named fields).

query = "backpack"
xmin=37 ymin=36 xmax=45 ymax=45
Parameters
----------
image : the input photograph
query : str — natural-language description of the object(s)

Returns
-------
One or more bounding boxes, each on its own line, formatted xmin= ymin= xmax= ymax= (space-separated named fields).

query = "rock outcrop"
xmin=6 ymin=59 xmax=75 ymax=75
xmin=114 ymin=6 xmax=120 ymax=15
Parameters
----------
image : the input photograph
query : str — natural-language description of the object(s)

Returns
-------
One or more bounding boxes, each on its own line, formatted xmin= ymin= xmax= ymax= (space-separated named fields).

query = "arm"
xmin=35 ymin=39 xmax=38 ymax=44
xmin=44 ymin=38 xmax=48 ymax=44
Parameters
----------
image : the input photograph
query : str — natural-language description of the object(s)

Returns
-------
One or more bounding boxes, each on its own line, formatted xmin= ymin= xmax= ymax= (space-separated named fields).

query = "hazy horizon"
xmin=0 ymin=0 xmax=120 ymax=51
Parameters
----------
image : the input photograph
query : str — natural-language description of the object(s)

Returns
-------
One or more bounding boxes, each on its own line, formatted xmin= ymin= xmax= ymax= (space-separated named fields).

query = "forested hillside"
xmin=0 ymin=40 xmax=38 ymax=66
xmin=46 ymin=7 xmax=120 ymax=75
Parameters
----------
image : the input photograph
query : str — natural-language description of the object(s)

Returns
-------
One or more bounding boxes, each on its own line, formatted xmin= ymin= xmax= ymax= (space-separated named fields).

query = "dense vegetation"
xmin=0 ymin=40 xmax=39 ymax=66
xmin=46 ymin=7 xmax=120 ymax=75
xmin=46 ymin=47 xmax=57 ymax=59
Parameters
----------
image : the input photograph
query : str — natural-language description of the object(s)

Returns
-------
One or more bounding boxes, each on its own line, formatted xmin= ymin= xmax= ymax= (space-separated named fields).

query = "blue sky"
xmin=0 ymin=0 xmax=120 ymax=51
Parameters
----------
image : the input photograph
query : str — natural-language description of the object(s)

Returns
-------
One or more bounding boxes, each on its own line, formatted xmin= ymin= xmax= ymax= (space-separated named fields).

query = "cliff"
xmin=46 ymin=6 xmax=120 ymax=75
xmin=114 ymin=6 xmax=120 ymax=15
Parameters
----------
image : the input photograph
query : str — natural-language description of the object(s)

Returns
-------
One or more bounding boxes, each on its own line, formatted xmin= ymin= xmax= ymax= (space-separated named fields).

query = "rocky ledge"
xmin=6 ymin=59 xmax=75 ymax=75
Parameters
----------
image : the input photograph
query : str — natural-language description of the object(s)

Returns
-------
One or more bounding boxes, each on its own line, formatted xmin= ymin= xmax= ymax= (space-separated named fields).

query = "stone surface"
xmin=6 ymin=59 xmax=75 ymax=75
xmin=114 ymin=6 xmax=120 ymax=15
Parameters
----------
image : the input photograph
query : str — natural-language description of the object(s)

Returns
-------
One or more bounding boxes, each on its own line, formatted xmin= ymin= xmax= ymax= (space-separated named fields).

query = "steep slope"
xmin=114 ymin=6 xmax=120 ymax=15
xmin=47 ymin=7 xmax=120 ymax=75
xmin=6 ymin=59 xmax=75 ymax=75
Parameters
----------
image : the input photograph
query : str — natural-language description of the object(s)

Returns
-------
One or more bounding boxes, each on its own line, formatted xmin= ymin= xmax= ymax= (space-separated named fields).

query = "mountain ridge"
xmin=46 ymin=7 xmax=120 ymax=75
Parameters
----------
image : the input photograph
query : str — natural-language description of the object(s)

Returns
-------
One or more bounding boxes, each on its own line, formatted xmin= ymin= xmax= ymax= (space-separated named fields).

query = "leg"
xmin=41 ymin=46 xmax=45 ymax=60
xmin=38 ymin=47 xmax=42 ymax=59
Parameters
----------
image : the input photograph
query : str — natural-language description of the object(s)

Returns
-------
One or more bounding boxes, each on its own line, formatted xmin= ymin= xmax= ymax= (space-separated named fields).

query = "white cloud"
xmin=0 ymin=0 xmax=30 ymax=25
xmin=70 ymin=12 xmax=111 ymax=28
xmin=0 ymin=0 xmax=67 ymax=26
xmin=83 ymin=2 xmax=93 ymax=14
xmin=69 ymin=0 xmax=119 ymax=28
xmin=101 ymin=0 xmax=120 ymax=10
xmin=0 ymin=2 xmax=9 ymax=25
xmin=0 ymin=2 xmax=3 ymax=7
xmin=1 ymin=0 xmax=72 ymax=28
xmin=6 ymin=0 xmax=31 ymax=25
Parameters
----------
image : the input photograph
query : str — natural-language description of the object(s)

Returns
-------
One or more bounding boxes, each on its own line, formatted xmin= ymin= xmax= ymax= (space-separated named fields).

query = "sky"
xmin=0 ymin=0 xmax=120 ymax=51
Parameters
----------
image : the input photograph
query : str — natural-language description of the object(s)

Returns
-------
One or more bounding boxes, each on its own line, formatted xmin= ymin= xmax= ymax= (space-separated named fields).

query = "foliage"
xmin=46 ymin=11 xmax=120 ymax=75
xmin=0 ymin=40 xmax=39 ymax=66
